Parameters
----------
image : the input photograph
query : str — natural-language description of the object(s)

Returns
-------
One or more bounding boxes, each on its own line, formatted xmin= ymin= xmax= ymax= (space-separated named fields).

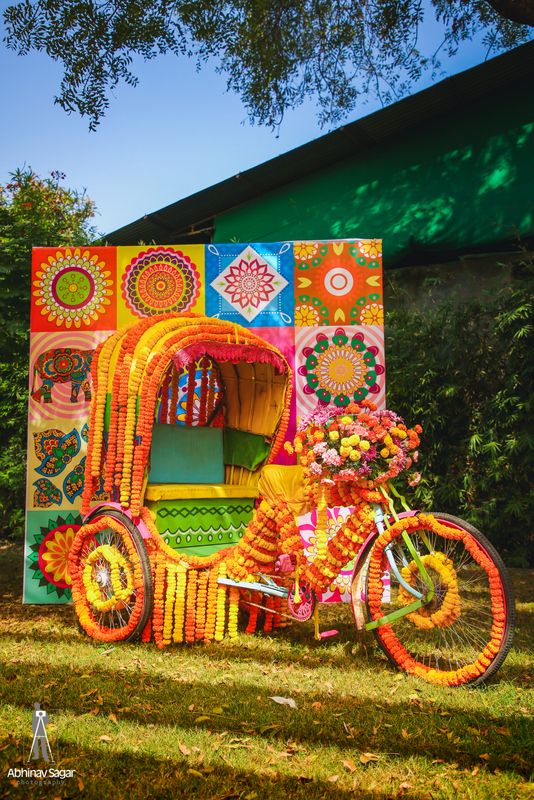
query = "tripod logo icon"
xmin=27 ymin=703 xmax=54 ymax=763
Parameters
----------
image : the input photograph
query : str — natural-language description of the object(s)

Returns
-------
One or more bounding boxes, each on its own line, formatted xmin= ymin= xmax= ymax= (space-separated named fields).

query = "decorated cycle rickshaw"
xmin=69 ymin=313 xmax=514 ymax=687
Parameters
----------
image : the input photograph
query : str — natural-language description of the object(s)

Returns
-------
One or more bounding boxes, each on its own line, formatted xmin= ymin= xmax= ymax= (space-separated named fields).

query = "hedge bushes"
xmin=385 ymin=257 xmax=533 ymax=566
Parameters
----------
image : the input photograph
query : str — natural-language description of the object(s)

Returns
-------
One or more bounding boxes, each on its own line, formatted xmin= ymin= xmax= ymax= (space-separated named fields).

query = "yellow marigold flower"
xmin=348 ymin=434 xmax=360 ymax=445
xmin=328 ymin=430 xmax=339 ymax=441
xmin=340 ymin=446 xmax=350 ymax=457
xmin=349 ymin=450 xmax=361 ymax=461
xmin=380 ymin=448 xmax=390 ymax=458
xmin=340 ymin=415 xmax=352 ymax=425
xmin=360 ymin=440 xmax=371 ymax=451
xmin=341 ymin=437 xmax=350 ymax=447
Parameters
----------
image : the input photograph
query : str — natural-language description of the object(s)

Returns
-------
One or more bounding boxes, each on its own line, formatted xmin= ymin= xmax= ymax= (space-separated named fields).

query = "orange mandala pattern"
xmin=294 ymin=240 xmax=382 ymax=326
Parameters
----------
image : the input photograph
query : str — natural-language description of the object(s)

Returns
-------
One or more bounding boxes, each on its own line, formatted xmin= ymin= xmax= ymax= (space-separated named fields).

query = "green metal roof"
xmin=106 ymin=42 xmax=534 ymax=255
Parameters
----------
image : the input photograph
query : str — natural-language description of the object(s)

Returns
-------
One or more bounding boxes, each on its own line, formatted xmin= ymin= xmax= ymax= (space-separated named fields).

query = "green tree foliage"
xmin=0 ymin=168 xmax=97 ymax=536
xmin=386 ymin=257 xmax=534 ymax=566
xmin=3 ymin=1 xmax=533 ymax=130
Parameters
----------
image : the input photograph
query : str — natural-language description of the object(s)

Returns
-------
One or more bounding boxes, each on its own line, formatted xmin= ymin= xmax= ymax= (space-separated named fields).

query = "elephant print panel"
xmin=29 ymin=331 xmax=112 ymax=424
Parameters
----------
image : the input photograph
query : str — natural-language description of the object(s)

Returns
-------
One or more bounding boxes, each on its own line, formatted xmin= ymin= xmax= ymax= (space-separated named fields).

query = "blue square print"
xmin=206 ymin=242 xmax=294 ymax=327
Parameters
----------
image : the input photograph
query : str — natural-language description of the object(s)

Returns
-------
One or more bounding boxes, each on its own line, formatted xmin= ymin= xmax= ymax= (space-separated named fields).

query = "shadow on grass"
xmin=0 ymin=659 xmax=531 ymax=778
xmin=0 ymin=735 xmax=406 ymax=800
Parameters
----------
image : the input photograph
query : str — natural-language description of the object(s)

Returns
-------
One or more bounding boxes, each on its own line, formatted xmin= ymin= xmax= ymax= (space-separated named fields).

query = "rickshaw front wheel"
xmin=364 ymin=513 xmax=515 ymax=687
xmin=70 ymin=507 xmax=153 ymax=643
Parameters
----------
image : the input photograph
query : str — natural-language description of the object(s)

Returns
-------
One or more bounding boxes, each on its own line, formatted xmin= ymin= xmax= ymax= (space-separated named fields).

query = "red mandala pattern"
xmin=122 ymin=247 xmax=201 ymax=317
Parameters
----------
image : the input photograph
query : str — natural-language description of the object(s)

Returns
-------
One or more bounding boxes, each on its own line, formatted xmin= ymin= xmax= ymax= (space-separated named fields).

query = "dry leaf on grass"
xmin=187 ymin=768 xmax=204 ymax=778
xmin=342 ymin=758 xmax=357 ymax=773
xmin=360 ymin=752 xmax=380 ymax=764
xmin=270 ymin=696 xmax=297 ymax=708
xmin=179 ymin=743 xmax=191 ymax=756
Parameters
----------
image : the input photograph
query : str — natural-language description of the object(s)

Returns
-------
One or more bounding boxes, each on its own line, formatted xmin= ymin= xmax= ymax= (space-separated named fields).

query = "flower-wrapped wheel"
xmin=364 ymin=513 xmax=514 ymax=687
xmin=69 ymin=507 xmax=153 ymax=642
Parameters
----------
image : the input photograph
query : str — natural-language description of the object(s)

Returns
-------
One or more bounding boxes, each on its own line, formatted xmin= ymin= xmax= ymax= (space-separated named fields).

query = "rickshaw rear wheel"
xmin=364 ymin=513 xmax=514 ymax=687
xmin=71 ymin=507 xmax=153 ymax=643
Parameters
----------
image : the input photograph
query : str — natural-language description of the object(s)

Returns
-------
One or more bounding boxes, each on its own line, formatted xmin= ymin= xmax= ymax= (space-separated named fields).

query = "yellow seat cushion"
xmin=257 ymin=464 xmax=310 ymax=515
xmin=145 ymin=483 xmax=260 ymax=502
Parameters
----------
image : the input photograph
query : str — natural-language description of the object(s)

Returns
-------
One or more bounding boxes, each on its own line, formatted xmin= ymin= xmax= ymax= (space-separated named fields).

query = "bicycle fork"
xmin=362 ymin=506 xmax=435 ymax=631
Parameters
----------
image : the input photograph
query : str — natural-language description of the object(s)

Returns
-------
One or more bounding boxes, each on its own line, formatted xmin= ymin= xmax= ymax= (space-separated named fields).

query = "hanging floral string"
xmin=169 ymin=363 xmax=180 ymax=424
xmin=198 ymin=357 xmax=210 ymax=426
xmin=160 ymin=365 xmax=171 ymax=424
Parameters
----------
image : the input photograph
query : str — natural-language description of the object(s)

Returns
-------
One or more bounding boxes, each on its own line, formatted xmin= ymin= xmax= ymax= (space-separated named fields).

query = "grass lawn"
xmin=0 ymin=540 xmax=532 ymax=800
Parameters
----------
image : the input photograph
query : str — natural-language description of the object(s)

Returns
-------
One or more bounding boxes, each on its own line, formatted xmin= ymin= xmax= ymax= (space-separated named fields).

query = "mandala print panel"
xmin=116 ymin=245 xmax=205 ymax=326
xmin=295 ymin=325 xmax=386 ymax=418
xmin=299 ymin=507 xmax=357 ymax=602
xmin=206 ymin=242 xmax=293 ymax=326
xmin=31 ymin=247 xmax=116 ymax=331
xmin=294 ymin=239 xmax=383 ymax=326
xmin=24 ymin=511 xmax=83 ymax=602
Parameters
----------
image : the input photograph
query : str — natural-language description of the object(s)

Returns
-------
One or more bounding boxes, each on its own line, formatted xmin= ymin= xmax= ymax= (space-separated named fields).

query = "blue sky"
xmin=0 ymin=5 xmax=518 ymax=236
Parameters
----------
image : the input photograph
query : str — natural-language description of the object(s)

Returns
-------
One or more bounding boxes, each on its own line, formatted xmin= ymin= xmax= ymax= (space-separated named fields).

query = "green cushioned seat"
xmin=148 ymin=424 xmax=224 ymax=484
xmin=223 ymin=428 xmax=271 ymax=471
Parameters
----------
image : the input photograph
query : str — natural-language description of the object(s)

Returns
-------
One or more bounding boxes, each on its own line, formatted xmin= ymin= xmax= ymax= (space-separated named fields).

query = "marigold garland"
xmin=215 ymin=564 xmax=228 ymax=642
xmin=228 ymin=586 xmax=240 ymax=639
xmin=204 ymin=565 xmax=220 ymax=642
xmin=195 ymin=570 xmax=209 ymax=641
xmin=399 ymin=551 xmax=461 ymax=629
xmin=185 ymin=569 xmax=198 ymax=643
xmin=173 ymin=564 xmax=187 ymax=643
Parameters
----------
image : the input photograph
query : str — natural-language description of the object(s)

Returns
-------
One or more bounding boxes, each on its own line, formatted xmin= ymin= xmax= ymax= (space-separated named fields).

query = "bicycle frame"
xmin=363 ymin=505 xmax=435 ymax=631
xmin=218 ymin=503 xmax=436 ymax=634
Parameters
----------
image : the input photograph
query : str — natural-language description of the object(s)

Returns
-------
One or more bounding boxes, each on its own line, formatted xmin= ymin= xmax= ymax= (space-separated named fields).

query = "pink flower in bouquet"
xmin=408 ymin=472 xmax=422 ymax=487
xmin=313 ymin=441 xmax=328 ymax=456
xmin=323 ymin=448 xmax=341 ymax=467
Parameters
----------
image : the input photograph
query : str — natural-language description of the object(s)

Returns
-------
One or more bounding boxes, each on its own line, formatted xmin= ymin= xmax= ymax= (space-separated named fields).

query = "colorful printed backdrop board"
xmin=25 ymin=240 xmax=384 ymax=603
